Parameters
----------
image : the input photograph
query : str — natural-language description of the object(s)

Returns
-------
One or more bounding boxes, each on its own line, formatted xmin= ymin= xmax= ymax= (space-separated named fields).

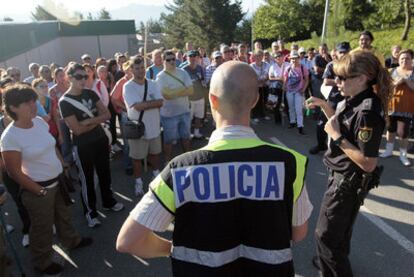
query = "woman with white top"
xmin=0 ymin=84 xmax=92 ymax=275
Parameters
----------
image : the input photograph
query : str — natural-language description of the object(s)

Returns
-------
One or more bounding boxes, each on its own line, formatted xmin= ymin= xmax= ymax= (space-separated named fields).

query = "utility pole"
xmin=321 ymin=0 xmax=330 ymax=43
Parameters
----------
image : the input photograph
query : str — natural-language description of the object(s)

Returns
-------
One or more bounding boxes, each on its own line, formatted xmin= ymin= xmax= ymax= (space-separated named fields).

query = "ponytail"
xmin=375 ymin=66 xmax=393 ymax=118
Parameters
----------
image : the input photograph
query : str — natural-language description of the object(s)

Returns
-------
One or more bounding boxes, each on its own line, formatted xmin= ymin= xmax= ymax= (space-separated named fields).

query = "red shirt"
xmin=110 ymin=76 xmax=129 ymax=113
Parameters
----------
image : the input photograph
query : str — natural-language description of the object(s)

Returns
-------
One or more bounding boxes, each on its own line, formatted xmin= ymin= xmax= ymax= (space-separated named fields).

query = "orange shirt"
xmin=110 ymin=76 xmax=129 ymax=113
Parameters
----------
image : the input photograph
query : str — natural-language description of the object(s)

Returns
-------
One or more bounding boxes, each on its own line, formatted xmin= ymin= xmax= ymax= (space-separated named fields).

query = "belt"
xmin=37 ymin=176 xmax=59 ymax=188
xmin=330 ymin=170 xmax=363 ymax=184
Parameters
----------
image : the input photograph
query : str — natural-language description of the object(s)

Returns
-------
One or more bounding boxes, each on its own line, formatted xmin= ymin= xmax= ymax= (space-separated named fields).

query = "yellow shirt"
xmin=351 ymin=47 xmax=385 ymax=67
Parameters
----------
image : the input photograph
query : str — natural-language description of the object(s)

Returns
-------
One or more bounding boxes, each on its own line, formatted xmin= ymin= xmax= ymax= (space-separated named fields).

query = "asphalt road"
xmin=2 ymin=115 xmax=414 ymax=277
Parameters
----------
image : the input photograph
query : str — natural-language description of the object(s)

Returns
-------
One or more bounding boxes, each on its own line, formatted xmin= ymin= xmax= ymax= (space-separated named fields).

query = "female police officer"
xmin=306 ymin=50 xmax=392 ymax=277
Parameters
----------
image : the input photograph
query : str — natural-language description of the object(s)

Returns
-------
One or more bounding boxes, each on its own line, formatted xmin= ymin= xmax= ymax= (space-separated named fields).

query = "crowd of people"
xmin=0 ymin=29 xmax=413 ymax=276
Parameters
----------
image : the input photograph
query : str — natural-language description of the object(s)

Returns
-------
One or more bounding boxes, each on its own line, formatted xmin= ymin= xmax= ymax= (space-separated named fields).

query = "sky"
xmin=0 ymin=0 xmax=264 ymax=21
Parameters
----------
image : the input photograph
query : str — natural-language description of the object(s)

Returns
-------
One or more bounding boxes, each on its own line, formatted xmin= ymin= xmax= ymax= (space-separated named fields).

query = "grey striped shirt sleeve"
xmin=130 ymin=191 xmax=174 ymax=232
xmin=292 ymin=184 xmax=313 ymax=227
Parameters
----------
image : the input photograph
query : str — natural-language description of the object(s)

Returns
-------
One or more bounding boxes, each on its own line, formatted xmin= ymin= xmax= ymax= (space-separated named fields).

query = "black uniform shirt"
xmin=324 ymin=88 xmax=385 ymax=173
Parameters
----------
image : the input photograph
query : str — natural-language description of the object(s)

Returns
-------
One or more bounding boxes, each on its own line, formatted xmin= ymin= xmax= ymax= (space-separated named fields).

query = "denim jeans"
xmin=286 ymin=91 xmax=304 ymax=127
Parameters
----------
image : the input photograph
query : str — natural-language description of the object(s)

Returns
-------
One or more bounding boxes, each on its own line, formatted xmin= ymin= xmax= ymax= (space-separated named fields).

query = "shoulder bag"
xmin=121 ymin=79 xmax=148 ymax=139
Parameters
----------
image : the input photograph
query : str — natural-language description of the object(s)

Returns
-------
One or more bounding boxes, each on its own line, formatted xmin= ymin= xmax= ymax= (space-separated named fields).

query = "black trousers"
xmin=108 ymin=102 xmax=118 ymax=145
xmin=315 ymin=171 xmax=363 ymax=277
xmin=252 ymin=86 xmax=268 ymax=119
xmin=73 ymin=137 xmax=116 ymax=218
xmin=3 ymin=171 xmax=31 ymax=234
xmin=315 ymin=111 xmax=328 ymax=149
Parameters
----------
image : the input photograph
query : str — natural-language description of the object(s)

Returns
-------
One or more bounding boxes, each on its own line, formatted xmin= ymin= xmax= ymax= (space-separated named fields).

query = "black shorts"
xmin=387 ymin=116 xmax=411 ymax=138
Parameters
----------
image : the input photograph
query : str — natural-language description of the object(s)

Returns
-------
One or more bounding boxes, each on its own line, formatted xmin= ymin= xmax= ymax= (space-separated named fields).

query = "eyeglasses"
xmin=72 ymin=74 xmax=88 ymax=80
xmin=165 ymin=58 xmax=176 ymax=62
xmin=336 ymin=75 xmax=358 ymax=81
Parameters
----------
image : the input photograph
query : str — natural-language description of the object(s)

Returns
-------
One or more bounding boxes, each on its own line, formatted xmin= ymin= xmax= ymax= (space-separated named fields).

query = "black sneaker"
xmin=312 ymin=256 xmax=321 ymax=270
xmin=298 ymin=127 xmax=305 ymax=135
xmin=309 ymin=145 xmax=327 ymax=155
xmin=72 ymin=237 xmax=93 ymax=250
xmin=38 ymin=262 xmax=63 ymax=275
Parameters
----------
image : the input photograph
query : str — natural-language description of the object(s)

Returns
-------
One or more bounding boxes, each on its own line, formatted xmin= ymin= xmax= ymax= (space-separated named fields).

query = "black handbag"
xmin=122 ymin=79 xmax=148 ymax=139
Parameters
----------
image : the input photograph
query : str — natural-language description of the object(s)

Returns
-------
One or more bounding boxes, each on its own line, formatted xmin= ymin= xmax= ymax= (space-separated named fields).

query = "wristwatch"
xmin=38 ymin=188 xmax=48 ymax=197
xmin=333 ymin=135 xmax=345 ymax=147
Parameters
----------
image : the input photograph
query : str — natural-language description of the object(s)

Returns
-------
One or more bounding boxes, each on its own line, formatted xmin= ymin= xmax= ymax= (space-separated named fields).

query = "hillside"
xmin=288 ymin=27 xmax=413 ymax=56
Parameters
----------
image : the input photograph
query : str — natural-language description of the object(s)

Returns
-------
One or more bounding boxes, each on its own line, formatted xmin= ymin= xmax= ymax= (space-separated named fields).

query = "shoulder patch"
xmin=361 ymin=98 xmax=373 ymax=110
xmin=358 ymin=126 xmax=373 ymax=143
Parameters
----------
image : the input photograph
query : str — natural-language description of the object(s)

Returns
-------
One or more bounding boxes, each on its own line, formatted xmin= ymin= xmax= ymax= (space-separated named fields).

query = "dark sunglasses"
xmin=165 ymin=58 xmax=176 ymax=62
xmin=72 ymin=74 xmax=88 ymax=80
xmin=189 ymin=55 xmax=198 ymax=58
xmin=336 ymin=75 xmax=358 ymax=81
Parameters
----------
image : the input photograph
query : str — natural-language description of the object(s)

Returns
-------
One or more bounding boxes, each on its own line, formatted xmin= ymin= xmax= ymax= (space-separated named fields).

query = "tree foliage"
xmin=3 ymin=17 xmax=14 ymax=22
xmin=253 ymin=0 xmax=327 ymax=42
xmin=31 ymin=5 xmax=58 ymax=21
xmin=138 ymin=19 xmax=164 ymax=35
xmin=234 ymin=18 xmax=252 ymax=44
xmin=97 ymin=8 xmax=111 ymax=20
xmin=161 ymin=0 xmax=244 ymax=49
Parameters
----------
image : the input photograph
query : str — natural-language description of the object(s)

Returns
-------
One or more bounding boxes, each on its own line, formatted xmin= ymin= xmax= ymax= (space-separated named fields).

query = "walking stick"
xmin=0 ymin=207 xmax=26 ymax=277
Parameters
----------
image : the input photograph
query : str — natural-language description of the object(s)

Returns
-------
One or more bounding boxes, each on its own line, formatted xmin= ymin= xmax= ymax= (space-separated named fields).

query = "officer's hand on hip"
xmin=325 ymin=115 xmax=341 ymax=140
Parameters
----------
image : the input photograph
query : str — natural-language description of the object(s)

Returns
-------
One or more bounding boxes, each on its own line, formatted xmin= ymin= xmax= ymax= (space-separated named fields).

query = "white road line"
xmin=269 ymin=136 xmax=414 ymax=255
xmin=360 ymin=206 xmax=414 ymax=254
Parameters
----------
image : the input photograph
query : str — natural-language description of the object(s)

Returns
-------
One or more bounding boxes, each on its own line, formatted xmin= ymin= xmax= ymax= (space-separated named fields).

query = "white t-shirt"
xmin=0 ymin=117 xmax=62 ymax=181
xmin=123 ymin=79 xmax=163 ymax=139
xmin=269 ymin=62 xmax=290 ymax=88
xmin=156 ymin=68 xmax=193 ymax=117
xmin=92 ymin=79 xmax=109 ymax=107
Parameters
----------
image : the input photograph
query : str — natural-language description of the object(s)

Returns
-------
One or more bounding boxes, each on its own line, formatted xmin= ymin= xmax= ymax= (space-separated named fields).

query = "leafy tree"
xmin=31 ymin=5 xmax=58 ymax=21
xmin=253 ymin=0 xmax=308 ymax=41
xmin=86 ymin=12 xmax=94 ymax=20
xmin=97 ymin=8 xmax=111 ymax=20
xmin=401 ymin=0 xmax=412 ymax=40
xmin=3 ymin=17 xmax=13 ymax=22
xmin=340 ymin=0 xmax=374 ymax=30
xmin=138 ymin=19 xmax=164 ymax=35
xmin=161 ymin=0 xmax=244 ymax=50
xmin=73 ymin=11 xmax=84 ymax=21
xmin=234 ymin=18 xmax=252 ymax=44
xmin=364 ymin=0 xmax=404 ymax=29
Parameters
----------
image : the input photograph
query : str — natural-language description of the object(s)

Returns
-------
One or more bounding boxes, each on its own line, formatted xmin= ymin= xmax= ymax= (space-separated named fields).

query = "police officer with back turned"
xmin=117 ymin=61 xmax=313 ymax=276
xmin=306 ymin=50 xmax=391 ymax=277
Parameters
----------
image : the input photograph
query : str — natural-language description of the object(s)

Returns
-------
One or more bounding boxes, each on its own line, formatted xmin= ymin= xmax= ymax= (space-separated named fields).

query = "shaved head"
xmin=209 ymin=61 xmax=258 ymax=121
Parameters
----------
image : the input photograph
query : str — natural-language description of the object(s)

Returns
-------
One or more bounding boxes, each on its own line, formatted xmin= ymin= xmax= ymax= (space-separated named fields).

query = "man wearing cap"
xmin=81 ymin=54 xmax=92 ymax=64
xmin=308 ymin=42 xmax=350 ymax=155
xmin=271 ymin=41 xmax=279 ymax=56
xmin=182 ymin=50 xmax=207 ymax=139
xmin=205 ymin=51 xmax=224 ymax=87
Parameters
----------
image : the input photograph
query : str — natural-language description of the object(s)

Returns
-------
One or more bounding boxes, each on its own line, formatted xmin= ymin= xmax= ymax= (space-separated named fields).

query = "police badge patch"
xmin=358 ymin=127 xmax=373 ymax=142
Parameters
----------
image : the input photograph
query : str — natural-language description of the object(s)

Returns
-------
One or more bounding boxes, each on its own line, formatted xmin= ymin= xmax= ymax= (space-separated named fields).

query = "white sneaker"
xmin=264 ymin=116 xmax=271 ymax=120
xmin=86 ymin=216 xmax=101 ymax=228
xmin=380 ymin=150 xmax=393 ymax=158
xmin=399 ymin=153 xmax=411 ymax=166
xmin=252 ymin=118 xmax=260 ymax=123
xmin=22 ymin=234 xmax=29 ymax=247
xmin=103 ymin=202 xmax=124 ymax=212
xmin=6 ymin=224 xmax=14 ymax=233
xmin=135 ymin=183 xmax=144 ymax=197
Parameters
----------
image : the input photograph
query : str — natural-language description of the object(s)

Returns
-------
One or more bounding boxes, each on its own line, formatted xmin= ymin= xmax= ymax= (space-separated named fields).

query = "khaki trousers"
xmin=21 ymin=185 xmax=81 ymax=270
